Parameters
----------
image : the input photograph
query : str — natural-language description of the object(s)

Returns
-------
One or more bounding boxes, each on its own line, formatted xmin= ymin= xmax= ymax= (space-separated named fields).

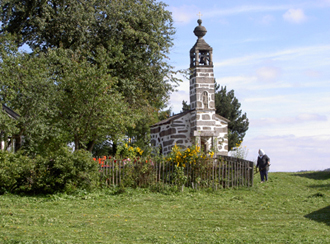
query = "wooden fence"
xmin=96 ymin=156 xmax=254 ymax=190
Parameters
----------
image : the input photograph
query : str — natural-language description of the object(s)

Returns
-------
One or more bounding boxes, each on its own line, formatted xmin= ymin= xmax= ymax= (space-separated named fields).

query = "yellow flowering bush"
xmin=116 ymin=143 xmax=144 ymax=159
xmin=166 ymin=144 xmax=214 ymax=167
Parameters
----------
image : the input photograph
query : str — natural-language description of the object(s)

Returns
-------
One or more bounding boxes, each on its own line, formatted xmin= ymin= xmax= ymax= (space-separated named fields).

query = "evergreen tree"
xmin=214 ymin=83 xmax=249 ymax=151
xmin=181 ymin=100 xmax=190 ymax=112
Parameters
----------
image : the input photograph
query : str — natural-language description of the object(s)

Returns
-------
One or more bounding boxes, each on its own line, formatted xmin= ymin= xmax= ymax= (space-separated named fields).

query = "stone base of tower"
xmin=150 ymin=109 xmax=229 ymax=156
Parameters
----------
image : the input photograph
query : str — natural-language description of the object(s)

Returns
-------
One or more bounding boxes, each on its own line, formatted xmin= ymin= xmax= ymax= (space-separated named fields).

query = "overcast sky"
xmin=162 ymin=0 xmax=330 ymax=172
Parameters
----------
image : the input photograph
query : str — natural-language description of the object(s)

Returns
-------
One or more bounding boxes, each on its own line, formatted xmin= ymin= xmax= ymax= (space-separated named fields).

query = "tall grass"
xmin=0 ymin=171 xmax=329 ymax=243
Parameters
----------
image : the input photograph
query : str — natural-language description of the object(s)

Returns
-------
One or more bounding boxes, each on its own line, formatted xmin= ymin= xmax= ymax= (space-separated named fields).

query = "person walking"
xmin=256 ymin=149 xmax=270 ymax=183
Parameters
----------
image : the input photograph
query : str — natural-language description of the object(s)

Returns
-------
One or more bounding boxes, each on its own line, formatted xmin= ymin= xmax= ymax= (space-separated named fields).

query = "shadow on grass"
xmin=308 ymin=184 xmax=330 ymax=190
xmin=305 ymin=205 xmax=330 ymax=226
xmin=293 ymin=171 xmax=330 ymax=181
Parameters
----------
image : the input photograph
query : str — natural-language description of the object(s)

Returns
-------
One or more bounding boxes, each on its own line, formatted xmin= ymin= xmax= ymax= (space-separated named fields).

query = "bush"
xmin=0 ymin=147 xmax=99 ymax=194
xmin=0 ymin=151 xmax=34 ymax=194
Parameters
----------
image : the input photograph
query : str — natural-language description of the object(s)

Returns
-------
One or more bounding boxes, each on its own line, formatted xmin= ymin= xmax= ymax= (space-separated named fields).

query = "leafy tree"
xmin=214 ymin=83 xmax=249 ymax=151
xmin=0 ymin=0 xmax=179 ymax=152
xmin=0 ymin=35 xmax=136 ymax=153
xmin=0 ymin=106 xmax=19 ymax=150
xmin=0 ymin=34 xmax=62 ymax=154
xmin=47 ymin=47 xmax=136 ymax=151
xmin=0 ymin=0 xmax=177 ymax=112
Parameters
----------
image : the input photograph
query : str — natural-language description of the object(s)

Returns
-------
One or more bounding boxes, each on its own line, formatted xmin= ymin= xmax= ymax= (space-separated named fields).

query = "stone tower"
xmin=189 ymin=19 xmax=228 ymax=154
xmin=189 ymin=18 xmax=214 ymax=111
xmin=150 ymin=18 xmax=229 ymax=156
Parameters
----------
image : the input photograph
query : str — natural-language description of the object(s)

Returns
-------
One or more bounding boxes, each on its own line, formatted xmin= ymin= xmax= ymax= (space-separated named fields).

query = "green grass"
xmin=0 ymin=171 xmax=330 ymax=243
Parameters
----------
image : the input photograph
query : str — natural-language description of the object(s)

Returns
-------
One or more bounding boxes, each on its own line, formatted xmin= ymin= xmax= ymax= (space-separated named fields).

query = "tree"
xmin=181 ymin=100 xmax=190 ymax=112
xmin=214 ymin=83 xmax=249 ymax=151
xmin=0 ymin=35 xmax=136 ymax=153
xmin=0 ymin=0 xmax=178 ymax=152
xmin=0 ymin=34 xmax=62 ymax=154
xmin=0 ymin=0 xmax=176 ymax=111
xmin=47 ymin=47 xmax=136 ymax=151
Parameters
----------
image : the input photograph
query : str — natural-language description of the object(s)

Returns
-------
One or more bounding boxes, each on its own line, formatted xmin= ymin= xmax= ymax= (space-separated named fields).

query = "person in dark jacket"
xmin=256 ymin=149 xmax=270 ymax=183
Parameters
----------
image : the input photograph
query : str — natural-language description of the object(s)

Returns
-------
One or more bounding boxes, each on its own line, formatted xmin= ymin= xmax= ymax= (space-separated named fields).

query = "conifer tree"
xmin=214 ymin=83 xmax=249 ymax=151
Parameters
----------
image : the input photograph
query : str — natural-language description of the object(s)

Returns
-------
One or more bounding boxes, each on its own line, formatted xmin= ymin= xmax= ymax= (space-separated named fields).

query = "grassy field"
xmin=0 ymin=171 xmax=329 ymax=243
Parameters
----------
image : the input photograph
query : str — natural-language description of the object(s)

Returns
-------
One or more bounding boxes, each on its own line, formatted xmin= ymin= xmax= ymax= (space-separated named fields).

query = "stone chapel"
xmin=150 ymin=18 xmax=229 ymax=156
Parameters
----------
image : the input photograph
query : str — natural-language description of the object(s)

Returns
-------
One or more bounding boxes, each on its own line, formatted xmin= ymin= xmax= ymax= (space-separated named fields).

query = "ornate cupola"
xmin=190 ymin=19 xmax=213 ymax=68
xmin=189 ymin=18 xmax=215 ymax=111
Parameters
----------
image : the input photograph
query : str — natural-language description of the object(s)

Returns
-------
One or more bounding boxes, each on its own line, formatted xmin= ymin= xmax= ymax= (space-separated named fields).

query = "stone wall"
xmin=150 ymin=112 xmax=195 ymax=155
xmin=194 ymin=111 xmax=228 ymax=155
xmin=150 ymin=110 xmax=228 ymax=156
xmin=190 ymin=67 xmax=215 ymax=110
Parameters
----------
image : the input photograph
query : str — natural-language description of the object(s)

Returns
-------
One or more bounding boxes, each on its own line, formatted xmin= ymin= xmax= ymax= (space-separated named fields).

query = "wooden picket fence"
xmin=96 ymin=156 xmax=254 ymax=190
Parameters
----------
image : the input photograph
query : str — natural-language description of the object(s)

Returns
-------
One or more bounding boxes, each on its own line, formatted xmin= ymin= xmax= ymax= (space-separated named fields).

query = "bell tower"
xmin=150 ymin=17 xmax=229 ymax=156
xmin=189 ymin=18 xmax=215 ymax=111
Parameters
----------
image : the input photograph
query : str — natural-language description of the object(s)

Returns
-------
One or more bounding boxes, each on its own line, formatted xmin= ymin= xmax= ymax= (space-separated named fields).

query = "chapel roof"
xmin=150 ymin=110 xmax=230 ymax=128
xmin=150 ymin=110 xmax=193 ymax=127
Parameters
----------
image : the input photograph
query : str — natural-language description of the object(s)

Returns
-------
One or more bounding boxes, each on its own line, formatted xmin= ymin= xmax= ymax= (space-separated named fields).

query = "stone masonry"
xmin=150 ymin=18 xmax=229 ymax=156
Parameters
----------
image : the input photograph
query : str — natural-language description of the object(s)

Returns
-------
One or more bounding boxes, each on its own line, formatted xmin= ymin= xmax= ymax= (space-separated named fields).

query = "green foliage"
xmin=214 ymin=83 xmax=249 ymax=150
xmin=165 ymin=144 xmax=214 ymax=168
xmin=47 ymin=47 xmax=136 ymax=151
xmin=0 ymin=1 xmax=181 ymax=152
xmin=0 ymin=106 xmax=19 ymax=150
xmin=0 ymin=150 xmax=33 ymax=194
xmin=0 ymin=33 xmax=65 ymax=154
xmin=0 ymin=148 xmax=99 ymax=194
xmin=181 ymin=100 xmax=191 ymax=112
xmin=115 ymin=142 xmax=144 ymax=159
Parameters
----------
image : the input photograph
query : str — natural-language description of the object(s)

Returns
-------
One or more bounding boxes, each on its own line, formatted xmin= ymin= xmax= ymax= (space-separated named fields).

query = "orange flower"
xmin=93 ymin=158 xmax=96 ymax=161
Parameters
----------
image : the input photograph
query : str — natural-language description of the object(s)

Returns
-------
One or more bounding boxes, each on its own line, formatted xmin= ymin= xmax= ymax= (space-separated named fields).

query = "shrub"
xmin=0 ymin=147 xmax=99 ymax=194
xmin=0 ymin=150 xmax=34 ymax=194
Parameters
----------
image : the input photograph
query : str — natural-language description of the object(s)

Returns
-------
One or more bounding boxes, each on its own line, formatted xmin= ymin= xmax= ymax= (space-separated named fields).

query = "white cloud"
xmin=169 ymin=5 xmax=199 ymax=25
xmin=319 ymin=0 xmax=330 ymax=6
xmin=261 ymin=15 xmax=275 ymax=24
xmin=283 ymin=9 xmax=307 ymax=23
xmin=243 ymin=134 xmax=330 ymax=172
xmin=256 ymin=66 xmax=281 ymax=81
xmin=304 ymin=69 xmax=321 ymax=78
xmin=169 ymin=4 xmax=295 ymax=25
xmin=214 ymin=45 xmax=330 ymax=68
xmin=251 ymin=113 xmax=327 ymax=127
xmin=208 ymin=5 xmax=292 ymax=17
xmin=168 ymin=90 xmax=189 ymax=113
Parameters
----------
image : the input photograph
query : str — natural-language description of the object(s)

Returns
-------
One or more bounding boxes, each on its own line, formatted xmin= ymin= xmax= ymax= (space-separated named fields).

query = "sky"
xmin=162 ymin=0 xmax=330 ymax=172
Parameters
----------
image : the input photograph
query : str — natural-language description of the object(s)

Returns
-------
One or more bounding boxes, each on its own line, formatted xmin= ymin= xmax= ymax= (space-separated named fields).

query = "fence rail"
xmin=96 ymin=156 xmax=254 ymax=190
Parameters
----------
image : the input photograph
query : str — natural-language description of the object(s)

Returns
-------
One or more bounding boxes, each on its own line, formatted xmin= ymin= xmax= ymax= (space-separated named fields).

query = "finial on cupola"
xmin=193 ymin=13 xmax=207 ymax=39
